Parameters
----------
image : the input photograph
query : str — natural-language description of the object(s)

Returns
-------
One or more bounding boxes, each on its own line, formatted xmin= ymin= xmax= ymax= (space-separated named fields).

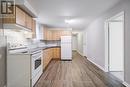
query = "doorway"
xmin=72 ymin=34 xmax=78 ymax=51
xmin=105 ymin=12 xmax=124 ymax=81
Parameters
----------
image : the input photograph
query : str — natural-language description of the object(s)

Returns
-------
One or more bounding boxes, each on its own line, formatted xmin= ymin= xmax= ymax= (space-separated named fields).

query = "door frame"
xmin=105 ymin=11 xmax=125 ymax=81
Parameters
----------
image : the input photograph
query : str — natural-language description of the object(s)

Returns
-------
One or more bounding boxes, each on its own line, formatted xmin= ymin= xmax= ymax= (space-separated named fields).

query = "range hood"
xmin=15 ymin=0 xmax=37 ymax=18
xmin=3 ymin=24 xmax=31 ymax=32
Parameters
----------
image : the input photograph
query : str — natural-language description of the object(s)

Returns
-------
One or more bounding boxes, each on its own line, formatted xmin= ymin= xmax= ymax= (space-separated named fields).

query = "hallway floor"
xmin=34 ymin=52 xmax=125 ymax=87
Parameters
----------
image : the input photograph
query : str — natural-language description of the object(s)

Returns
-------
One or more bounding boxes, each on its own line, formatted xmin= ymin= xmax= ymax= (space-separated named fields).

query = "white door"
xmin=109 ymin=22 xmax=124 ymax=71
xmin=72 ymin=35 xmax=77 ymax=51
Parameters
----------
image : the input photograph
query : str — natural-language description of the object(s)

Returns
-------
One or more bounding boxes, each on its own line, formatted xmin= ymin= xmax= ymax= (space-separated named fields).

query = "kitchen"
xmin=1 ymin=1 xmax=74 ymax=87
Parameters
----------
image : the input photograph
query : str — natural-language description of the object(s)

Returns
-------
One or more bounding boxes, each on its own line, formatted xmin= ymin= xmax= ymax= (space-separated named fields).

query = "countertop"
xmin=41 ymin=46 xmax=61 ymax=50
xmin=9 ymin=46 xmax=61 ymax=55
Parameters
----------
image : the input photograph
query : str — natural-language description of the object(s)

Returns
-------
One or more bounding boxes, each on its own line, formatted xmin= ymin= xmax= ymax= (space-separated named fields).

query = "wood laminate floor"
xmin=34 ymin=51 xmax=125 ymax=87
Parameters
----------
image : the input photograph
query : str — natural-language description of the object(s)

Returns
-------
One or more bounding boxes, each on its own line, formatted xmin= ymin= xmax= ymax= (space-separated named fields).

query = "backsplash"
xmin=3 ymin=29 xmax=61 ymax=48
xmin=4 ymin=29 xmax=28 ymax=45
xmin=44 ymin=40 xmax=61 ymax=46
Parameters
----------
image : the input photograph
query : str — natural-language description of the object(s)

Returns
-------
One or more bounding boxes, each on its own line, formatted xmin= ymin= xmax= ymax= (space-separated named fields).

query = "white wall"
xmin=86 ymin=18 xmax=105 ymax=69
xmin=85 ymin=0 xmax=130 ymax=85
xmin=83 ymin=30 xmax=87 ymax=57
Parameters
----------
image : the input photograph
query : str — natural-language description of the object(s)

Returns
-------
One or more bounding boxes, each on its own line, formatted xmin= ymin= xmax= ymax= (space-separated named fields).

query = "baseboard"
xmin=61 ymin=59 xmax=72 ymax=61
xmin=76 ymin=50 xmax=83 ymax=56
xmin=84 ymin=56 xmax=87 ymax=58
xmin=75 ymin=51 xmax=105 ymax=72
xmin=123 ymin=82 xmax=130 ymax=87
xmin=87 ymin=58 xmax=106 ymax=72
xmin=72 ymin=50 xmax=77 ymax=52
xmin=87 ymin=58 xmax=130 ymax=86
xmin=52 ymin=58 xmax=61 ymax=60
xmin=43 ymin=59 xmax=53 ymax=72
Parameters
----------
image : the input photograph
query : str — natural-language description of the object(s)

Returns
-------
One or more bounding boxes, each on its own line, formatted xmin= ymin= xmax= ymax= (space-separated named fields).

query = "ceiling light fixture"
xmin=65 ymin=19 xmax=73 ymax=24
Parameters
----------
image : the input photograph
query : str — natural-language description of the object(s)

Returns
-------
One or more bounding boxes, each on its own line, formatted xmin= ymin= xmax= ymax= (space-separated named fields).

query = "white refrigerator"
xmin=61 ymin=36 xmax=72 ymax=60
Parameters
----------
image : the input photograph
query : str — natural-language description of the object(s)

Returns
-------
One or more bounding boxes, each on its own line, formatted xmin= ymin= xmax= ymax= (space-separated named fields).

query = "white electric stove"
xmin=7 ymin=43 xmax=43 ymax=87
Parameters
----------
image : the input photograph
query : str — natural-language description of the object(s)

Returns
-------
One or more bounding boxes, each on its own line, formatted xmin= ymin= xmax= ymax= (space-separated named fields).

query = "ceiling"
xmin=27 ymin=0 xmax=122 ymax=30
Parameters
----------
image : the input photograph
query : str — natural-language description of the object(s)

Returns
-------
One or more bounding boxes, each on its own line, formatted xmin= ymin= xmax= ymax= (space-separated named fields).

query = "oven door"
xmin=32 ymin=51 xmax=42 ymax=79
xmin=35 ymin=58 xmax=41 ymax=69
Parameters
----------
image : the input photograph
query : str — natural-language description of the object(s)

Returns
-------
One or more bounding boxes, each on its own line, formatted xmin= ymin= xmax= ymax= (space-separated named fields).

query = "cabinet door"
xmin=61 ymin=31 xmax=72 ymax=36
xmin=43 ymin=50 xmax=47 ymax=69
xmin=51 ymin=48 xmax=53 ymax=58
xmin=43 ymin=28 xmax=47 ymax=40
xmin=52 ymin=30 xmax=72 ymax=40
xmin=43 ymin=29 xmax=52 ymax=40
xmin=52 ymin=48 xmax=56 ymax=58
xmin=32 ymin=19 xmax=36 ymax=38
xmin=46 ymin=49 xmax=50 ymax=65
xmin=48 ymin=30 xmax=52 ymax=40
xmin=43 ymin=49 xmax=49 ymax=68
xmin=25 ymin=14 xmax=32 ymax=30
xmin=53 ymin=48 xmax=61 ymax=59
xmin=51 ymin=31 xmax=54 ymax=40
xmin=16 ymin=7 xmax=26 ymax=26
xmin=57 ymin=48 xmax=61 ymax=59
xmin=55 ymin=31 xmax=59 ymax=40
xmin=57 ymin=31 xmax=61 ymax=40
xmin=43 ymin=49 xmax=53 ymax=68
xmin=52 ymin=31 xmax=56 ymax=40
xmin=52 ymin=31 xmax=61 ymax=40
